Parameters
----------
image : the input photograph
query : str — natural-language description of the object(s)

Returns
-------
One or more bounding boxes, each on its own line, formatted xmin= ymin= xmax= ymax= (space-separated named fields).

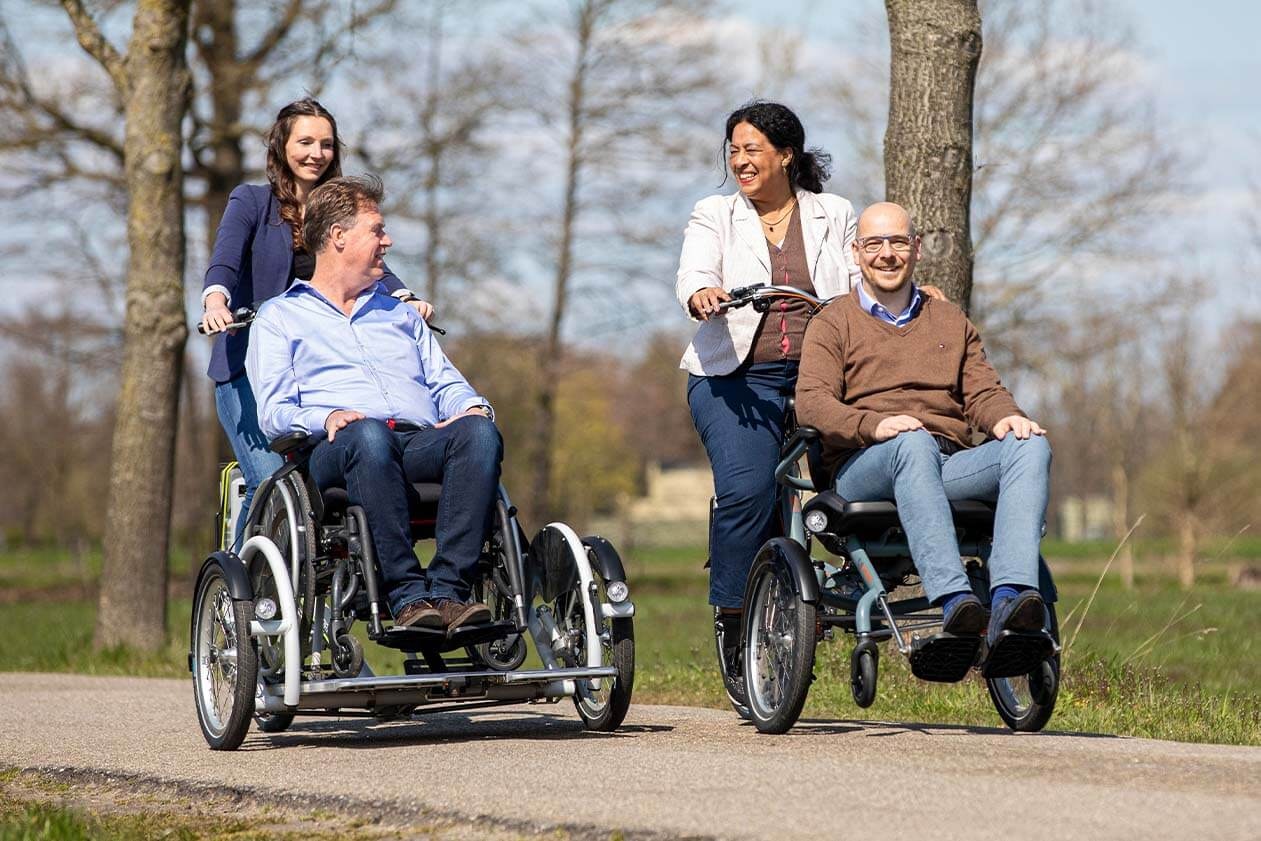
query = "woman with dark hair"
xmin=200 ymin=98 xmax=432 ymax=547
xmin=677 ymin=101 xmax=862 ymax=711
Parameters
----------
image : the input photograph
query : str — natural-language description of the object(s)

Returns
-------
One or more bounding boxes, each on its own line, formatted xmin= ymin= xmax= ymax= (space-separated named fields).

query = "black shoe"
xmin=715 ymin=610 xmax=747 ymax=707
xmin=941 ymin=593 xmax=987 ymax=636
xmin=983 ymin=590 xmax=1052 ymax=679
xmin=987 ymin=590 xmax=1045 ymax=644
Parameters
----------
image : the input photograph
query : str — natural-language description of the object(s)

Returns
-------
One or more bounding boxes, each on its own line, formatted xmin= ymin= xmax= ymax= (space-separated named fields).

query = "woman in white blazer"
xmin=677 ymin=101 xmax=861 ymax=710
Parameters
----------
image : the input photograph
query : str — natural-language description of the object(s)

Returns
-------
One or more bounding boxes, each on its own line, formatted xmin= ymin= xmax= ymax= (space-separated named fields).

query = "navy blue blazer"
xmin=202 ymin=183 xmax=408 ymax=383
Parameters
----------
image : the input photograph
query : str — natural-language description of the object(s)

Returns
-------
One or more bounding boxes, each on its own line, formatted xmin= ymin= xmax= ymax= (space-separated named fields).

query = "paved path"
xmin=1 ymin=673 xmax=1257 ymax=840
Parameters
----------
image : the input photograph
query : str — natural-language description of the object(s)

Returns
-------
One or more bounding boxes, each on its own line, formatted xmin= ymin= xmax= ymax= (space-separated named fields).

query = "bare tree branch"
xmin=58 ymin=0 xmax=128 ymax=94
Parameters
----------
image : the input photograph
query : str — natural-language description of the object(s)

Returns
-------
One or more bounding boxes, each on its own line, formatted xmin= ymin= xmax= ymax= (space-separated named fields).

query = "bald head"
xmin=852 ymin=201 xmax=921 ymax=299
xmin=856 ymin=202 xmax=915 ymax=239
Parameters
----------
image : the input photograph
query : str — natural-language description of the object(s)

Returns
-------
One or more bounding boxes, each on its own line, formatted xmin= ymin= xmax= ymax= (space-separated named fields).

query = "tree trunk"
xmin=1176 ymin=511 xmax=1196 ymax=590
xmin=1110 ymin=463 xmax=1134 ymax=589
xmin=83 ymin=0 xmax=191 ymax=650
xmin=193 ymin=0 xmax=245 ymax=255
xmin=884 ymin=0 xmax=981 ymax=312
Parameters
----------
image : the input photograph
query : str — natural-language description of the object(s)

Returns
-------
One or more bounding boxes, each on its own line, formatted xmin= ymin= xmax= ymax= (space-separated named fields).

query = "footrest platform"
xmin=909 ymin=632 xmax=982 ymax=683
xmin=375 ymin=620 xmax=516 ymax=653
xmin=981 ymin=630 xmax=1055 ymax=679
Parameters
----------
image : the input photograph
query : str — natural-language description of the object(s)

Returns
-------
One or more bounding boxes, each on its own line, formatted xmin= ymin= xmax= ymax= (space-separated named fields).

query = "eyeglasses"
xmin=856 ymin=235 xmax=914 ymax=255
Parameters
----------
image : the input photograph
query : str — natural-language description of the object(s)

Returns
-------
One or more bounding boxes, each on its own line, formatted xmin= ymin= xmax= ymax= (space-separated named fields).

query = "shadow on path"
xmin=239 ymin=707 xmax=673 ymax=752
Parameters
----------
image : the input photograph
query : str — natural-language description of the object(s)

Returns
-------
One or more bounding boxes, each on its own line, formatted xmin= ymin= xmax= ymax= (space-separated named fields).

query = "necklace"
xmin=759 ymin=199 xmax=797 ymax=233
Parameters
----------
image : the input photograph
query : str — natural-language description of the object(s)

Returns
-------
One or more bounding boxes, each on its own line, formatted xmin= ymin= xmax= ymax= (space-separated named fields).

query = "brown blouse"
xmin=747 ymin=207 xmax=816 ymax=363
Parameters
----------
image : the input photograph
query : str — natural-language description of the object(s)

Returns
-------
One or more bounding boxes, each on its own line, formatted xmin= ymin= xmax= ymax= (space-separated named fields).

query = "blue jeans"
xmin=834 ymin=430 xmax=1051 ymax=603
xmin=215 ymin=374 xmax=285 ymax=550
xmin=308 ymin=416 xmax=503 ymax=615
xmin=688 ymin=360 xmax=797 ymax=609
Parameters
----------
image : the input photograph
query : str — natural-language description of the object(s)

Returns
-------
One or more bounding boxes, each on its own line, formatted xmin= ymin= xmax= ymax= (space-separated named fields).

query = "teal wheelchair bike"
xmin=712 ymin=285 xmax=1060 ymax=735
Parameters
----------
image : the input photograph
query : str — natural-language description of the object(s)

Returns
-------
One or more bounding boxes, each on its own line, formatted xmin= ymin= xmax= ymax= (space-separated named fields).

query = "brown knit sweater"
xmin=796 ymin=290 xmax=1025 ymax=471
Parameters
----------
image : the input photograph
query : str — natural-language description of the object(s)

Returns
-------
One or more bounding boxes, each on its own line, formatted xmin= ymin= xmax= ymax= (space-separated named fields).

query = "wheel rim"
xmin=195 ymin=577 xmax=241 ymax=738
xmin=571 ymin=579 xmax=615 ymax=715
xmin=748 ymin=565 xmax=797 ymax=715
xmin=992 ymin=658 xmax=1055 ymax=718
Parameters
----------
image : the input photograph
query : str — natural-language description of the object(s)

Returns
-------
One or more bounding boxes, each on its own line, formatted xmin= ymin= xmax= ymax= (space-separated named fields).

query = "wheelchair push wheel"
xmin=192 ymin=560 xmax=258 ymax=751
xmin=742 ymin=546 xmax=816 ymax=734
xmin=986 ymin=603 xmax=1060 ymax=732
xmin=248 ymin=473 xmax=316 ymax=733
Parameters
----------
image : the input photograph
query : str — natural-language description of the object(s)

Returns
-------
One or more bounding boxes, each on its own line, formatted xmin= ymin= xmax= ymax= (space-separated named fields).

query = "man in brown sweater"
xmin=796 ymin=202 xmax=1051 ymax=677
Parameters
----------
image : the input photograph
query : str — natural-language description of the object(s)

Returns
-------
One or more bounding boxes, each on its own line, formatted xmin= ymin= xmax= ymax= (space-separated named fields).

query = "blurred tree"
xmin=513 ymin=0 xmax=720 ymax=522
xmin=353 ymin=0 xmax=506 ymax=316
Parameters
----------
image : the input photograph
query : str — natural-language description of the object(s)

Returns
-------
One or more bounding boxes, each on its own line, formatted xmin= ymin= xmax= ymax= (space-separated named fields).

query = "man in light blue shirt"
xmin=247 ymin=175 xmax=501 ymax=632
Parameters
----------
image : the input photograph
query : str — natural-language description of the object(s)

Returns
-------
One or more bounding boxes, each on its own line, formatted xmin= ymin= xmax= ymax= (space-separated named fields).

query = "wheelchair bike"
xmin=190 ymin=319 xmax=634 ymax=750
xmin=710 ymin=285 xmax=1060 ymax=735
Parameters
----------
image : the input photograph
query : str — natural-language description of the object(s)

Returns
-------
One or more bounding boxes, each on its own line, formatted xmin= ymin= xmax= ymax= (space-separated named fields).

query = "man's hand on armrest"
xmin=993 ymin=415 xmax=1046 ymax=440
xmin=874 ymin=415 xmax=925 ymax=442
xmin=325 ymin=409 xmax=366 ymax=442
xmin=435 ymin=406 xmax=492 ymax=428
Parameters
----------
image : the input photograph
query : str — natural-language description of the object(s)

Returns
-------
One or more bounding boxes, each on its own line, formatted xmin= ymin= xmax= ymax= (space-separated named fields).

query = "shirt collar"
xmin=856 ymin=282 xmax=922 ymax=326
xmin=288 ymin=278 xmax=384 ymax=318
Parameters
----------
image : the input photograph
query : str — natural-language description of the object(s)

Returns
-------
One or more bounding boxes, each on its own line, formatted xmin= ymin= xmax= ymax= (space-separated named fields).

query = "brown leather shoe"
xmin=394 ymin=600 xmax=442 ymax=629
xmin=434 ymin=599 xmax=492 ymax=631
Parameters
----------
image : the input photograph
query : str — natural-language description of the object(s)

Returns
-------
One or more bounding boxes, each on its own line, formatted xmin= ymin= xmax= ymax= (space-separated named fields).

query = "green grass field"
xmin=1 ymin=541 xmax=1258 ymax=745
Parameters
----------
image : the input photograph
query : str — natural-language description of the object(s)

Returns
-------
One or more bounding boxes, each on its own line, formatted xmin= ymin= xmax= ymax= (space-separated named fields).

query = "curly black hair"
xmin=721 ymin=100 xmax=831 ymax=194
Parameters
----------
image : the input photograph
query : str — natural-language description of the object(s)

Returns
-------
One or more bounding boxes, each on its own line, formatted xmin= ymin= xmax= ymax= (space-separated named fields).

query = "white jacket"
xmin=676 ymin=189 xmax=862 ymax=375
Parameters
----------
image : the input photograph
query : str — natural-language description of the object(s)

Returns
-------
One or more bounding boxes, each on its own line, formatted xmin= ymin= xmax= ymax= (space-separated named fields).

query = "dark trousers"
xmin=688 ymin=360 xmax=797 ymax=609
xmin=309 ymin=416 xmax=503 ymax=615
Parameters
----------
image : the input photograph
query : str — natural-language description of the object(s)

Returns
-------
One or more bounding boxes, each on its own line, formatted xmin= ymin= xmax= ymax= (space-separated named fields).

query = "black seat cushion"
xmin=803 ymin=490 xmax=995 ymax=540
xmin=320 ymin=482 xmax=443 ymax=537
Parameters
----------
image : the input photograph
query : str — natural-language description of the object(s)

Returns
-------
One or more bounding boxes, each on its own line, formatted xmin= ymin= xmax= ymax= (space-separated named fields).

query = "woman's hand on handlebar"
xmin=689 ymin=286 xmax=731 ymax=321
xmin=405 ymin=298 xmax=435 ymax=322
xmin=201 ymin=293 xmax=235 ymax=335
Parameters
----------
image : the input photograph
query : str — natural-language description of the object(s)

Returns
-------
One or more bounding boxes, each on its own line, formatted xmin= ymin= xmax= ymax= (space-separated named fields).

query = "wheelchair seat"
xmin=803 ymin=490 xmax=996 ymax=542
xmin=319 ymin=482 xmax=442 ymax=539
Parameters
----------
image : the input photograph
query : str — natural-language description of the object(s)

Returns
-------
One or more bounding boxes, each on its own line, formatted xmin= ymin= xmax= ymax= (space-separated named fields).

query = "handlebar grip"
xmin=196 ymin=306 xmax=256 ymax=335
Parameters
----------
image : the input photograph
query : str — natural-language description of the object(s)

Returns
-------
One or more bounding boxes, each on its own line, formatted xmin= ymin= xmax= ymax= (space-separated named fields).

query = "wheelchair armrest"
xmin=269 ymin=431 xmax=311 ymax=456
xmin=786 ymin=425 xmax=820 ymax=446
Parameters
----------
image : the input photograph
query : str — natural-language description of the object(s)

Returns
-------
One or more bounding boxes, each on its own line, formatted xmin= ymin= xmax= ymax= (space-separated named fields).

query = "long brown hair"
xmin=265 ymin=98 xmax=343 ymax=249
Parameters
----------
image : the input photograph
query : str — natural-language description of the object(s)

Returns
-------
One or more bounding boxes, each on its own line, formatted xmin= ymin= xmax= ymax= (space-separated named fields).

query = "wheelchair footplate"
xmin=908 ymin=632 xmax=982 ymax=683
xmin=981 ymin=629 xmax=1055 ymax=679
xmin=376 ymin=620 xmax=517 ymax=653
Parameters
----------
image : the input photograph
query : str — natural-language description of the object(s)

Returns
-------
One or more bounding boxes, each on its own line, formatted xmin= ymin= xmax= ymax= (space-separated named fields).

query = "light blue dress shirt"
xmin=855 ymin=282 xmax=923 ymax=327
xmin=247 ymin=280 xmax=490 ymax=441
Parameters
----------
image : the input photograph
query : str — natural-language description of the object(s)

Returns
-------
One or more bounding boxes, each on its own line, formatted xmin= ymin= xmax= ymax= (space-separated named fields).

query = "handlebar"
xmin=196 ymin=306 xmax=256 ymax=334
xmin=716 ymin=284 xmax=832 ymax=314
xmin=196 ymin=304 xmax=447 ymax=335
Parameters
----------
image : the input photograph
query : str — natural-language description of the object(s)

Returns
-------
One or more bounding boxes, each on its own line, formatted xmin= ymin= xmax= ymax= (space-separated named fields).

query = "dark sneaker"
xmin=987 ymin=589 xmax=1046 ymax=645
xmin=941 ymin=593 xmax=987 ymax=636
xmin=714 ymin=610 xmax=747 ymax=707
xmin=435 ymin=599 xmax=492 ymax=631
xmin=394 ymin=600 xmax=442 ymax=629
xmin=983 ymin=589 xmax=1051 ymax=679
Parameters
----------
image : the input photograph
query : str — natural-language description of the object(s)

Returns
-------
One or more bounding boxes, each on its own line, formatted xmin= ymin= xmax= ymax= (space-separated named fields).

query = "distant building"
xmin=1058 ymin=495 xmax=1114 ymax=542
xmin=591 ymin=461 xmax=713 ymax=547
